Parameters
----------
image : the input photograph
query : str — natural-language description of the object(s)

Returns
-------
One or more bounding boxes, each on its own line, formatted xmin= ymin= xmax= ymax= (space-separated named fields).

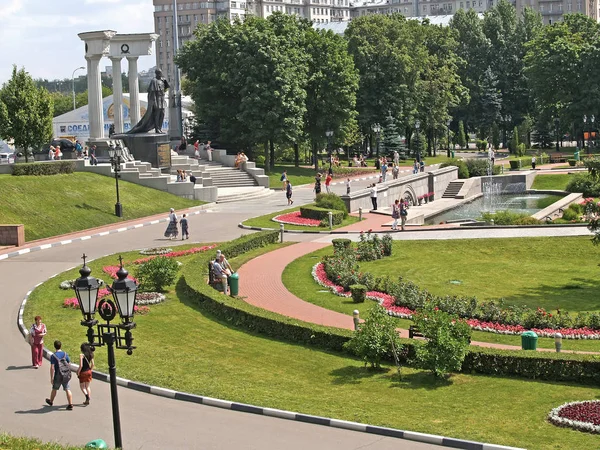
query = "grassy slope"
xmin=23 ymin=243 xmax=599 ymax=450
xmin=282 ymin=237 xmax=600 ymax=352
xmin=243 ymin=205 xmax=361 ymax=231
xmin=531 ymin=174 xmax=574 ymax=191
xmin=0 ymin=173 xmax=202 ymax=241
xmin=0 ymin=434 xmax=85 ymax=450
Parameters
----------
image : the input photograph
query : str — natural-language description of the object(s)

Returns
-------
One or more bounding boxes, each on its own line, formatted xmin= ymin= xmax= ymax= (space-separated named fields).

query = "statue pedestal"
xmin=114 ymin=133 xmax=170 ymax=169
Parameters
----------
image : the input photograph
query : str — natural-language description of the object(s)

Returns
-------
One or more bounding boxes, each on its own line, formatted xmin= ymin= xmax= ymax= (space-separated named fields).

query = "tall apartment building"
xmin=153 ymin=0 xmax=504 ymax=80
xmin=515 ymin=0 xmax=598 ymax=24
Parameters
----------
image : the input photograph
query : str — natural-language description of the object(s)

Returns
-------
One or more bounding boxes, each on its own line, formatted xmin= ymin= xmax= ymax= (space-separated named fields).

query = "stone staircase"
xmin=442 ymin=180 xmax=465 ymax=198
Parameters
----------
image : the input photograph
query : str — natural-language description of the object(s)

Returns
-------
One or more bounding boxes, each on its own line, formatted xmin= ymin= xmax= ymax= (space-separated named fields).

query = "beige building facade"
xmin=515 ymin=0 xmax=598 ymax=24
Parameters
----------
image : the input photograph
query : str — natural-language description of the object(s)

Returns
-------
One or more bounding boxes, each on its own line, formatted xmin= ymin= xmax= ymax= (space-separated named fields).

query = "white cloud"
xmin=0 ymin=0 xmax=156 ymax=83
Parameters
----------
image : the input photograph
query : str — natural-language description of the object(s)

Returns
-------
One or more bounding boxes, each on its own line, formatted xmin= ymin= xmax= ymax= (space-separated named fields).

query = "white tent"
xmin=52 ymin=93 xmax=194 ymax=142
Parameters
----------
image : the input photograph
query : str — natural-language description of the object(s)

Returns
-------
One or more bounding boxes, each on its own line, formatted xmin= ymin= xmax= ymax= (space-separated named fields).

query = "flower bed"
xmin=312 ymin=262 xmax=600 ymax=339
xmin=133 ymin=292 xmax=166 ymax=306
xmin=60 ymin=278 xmax=105 ymax=290
xmin=272 ymin=211 xmax=321 ymax=227
xmin=548 ymin=401 xmax=600 ymax=434
xmin=132 ymin=244 xmax=217 ymax=264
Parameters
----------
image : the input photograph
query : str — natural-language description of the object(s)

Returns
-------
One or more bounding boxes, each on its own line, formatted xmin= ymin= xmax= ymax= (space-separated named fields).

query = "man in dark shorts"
xmin=45 ymin=340 xmax=73 ymax=410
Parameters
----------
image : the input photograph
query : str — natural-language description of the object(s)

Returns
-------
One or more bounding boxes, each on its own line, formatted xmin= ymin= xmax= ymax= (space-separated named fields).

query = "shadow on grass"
xmin=389 ymin=371 xmax=453 ymax=390
xmin=329 ymin=365 xmax=389 ymax=385
xmin=74 ymin=203 xmax=107 ymax=213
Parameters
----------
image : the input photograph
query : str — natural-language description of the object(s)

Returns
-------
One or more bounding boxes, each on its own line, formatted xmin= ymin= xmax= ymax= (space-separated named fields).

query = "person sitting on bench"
xmin=212 ymin=253 xmax=231 ymax=294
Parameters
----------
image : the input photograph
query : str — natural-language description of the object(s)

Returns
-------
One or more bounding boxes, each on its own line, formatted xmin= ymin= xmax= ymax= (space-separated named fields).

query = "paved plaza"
xmin=0 ymin=169 xmax=583 ymax=449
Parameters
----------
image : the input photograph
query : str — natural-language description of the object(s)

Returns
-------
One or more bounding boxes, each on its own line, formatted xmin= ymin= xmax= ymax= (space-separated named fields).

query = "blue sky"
xmin=0 ymin=0 xmax=156 ymax=84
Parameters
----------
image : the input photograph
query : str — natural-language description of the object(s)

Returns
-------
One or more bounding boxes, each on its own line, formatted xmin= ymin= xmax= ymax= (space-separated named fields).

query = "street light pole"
xmin=372 ymin=124 xmax=381 ymax=161
xmin=414 ymin=120 xmax=421 ymax=162
xmin=325 ymin=130 xmax=333 ymax=170
xmin=591 ymin=115 xmax=596 ymax=151
xmin=72 ymin=66 xmax=85 ymax=111
xmin=554 ymin=117 xmax=560 ymax=153
xmin=108 ymin=145 xmax=123 ymax=217
xmin=446 ymin=119 xmax=452 ymax=158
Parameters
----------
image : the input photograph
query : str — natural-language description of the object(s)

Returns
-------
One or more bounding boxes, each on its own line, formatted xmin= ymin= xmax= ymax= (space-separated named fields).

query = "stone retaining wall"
xmin=0 ymin=224 xmax=24 ymax=247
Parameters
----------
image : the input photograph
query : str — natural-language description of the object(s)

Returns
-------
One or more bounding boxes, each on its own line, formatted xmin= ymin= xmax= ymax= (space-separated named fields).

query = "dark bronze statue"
xmin=127 ymin=69 xmax=170 ymax=134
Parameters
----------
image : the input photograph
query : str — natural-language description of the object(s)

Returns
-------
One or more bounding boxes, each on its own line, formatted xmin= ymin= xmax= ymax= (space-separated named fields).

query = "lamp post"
xmin=72 ymin=66 xmax=85 ymax=111
xmin=591 ymin=115 xmax=596 ymax=152
xmin=74 ymin=254 xmax=138 ymax=450
xmin=108 ymin=145 xmax=123 ymax=217
xmin=414 ymin=120 xmax=421 ymax=162
xmin=372 ymin=124 xmax=381 ymax=160
xmin=446 ymin=119 xmax=452 ymax=158
xmin=325 ymin=130 xmax=334 ymax=170
xmin=554 ymin=117 xmax=560 ymax=153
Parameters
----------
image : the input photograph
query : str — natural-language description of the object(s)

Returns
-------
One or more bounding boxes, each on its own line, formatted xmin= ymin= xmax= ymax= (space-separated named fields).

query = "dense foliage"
xmin=12 ymin=162 xmax=74 ymax=176
xmin=136 ymin=256 xmax=180 ymax=292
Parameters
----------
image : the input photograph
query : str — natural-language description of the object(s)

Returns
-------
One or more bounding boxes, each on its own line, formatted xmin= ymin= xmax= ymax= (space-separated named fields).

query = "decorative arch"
xmin=401 ymin=186 xmax=417 ymax=206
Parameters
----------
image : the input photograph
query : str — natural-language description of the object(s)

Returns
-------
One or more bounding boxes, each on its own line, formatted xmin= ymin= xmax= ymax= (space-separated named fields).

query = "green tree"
xmin=0 ymin=66 xmax=53 ymax=162
xmin=382 ymin=112 xmax=403 ymax=155
xmin=456 ymin=120 xmax=467 ymax=149
xmin=412 ymin=306 xmax=472 ymax=378
xmin=304 ymin=27 xmax=358 ymax=170
xmin=491 ymin=122 xmax=500 ymax=149
xmin=508 ymin=125 xmax=520 ymax=154
xmin=473 ymin=67 xmax=502 ymax=139
xmin=50 ymin=92 xmax=73 ymax=117
xmin=344 ymin=304 xmax=403 ymax=369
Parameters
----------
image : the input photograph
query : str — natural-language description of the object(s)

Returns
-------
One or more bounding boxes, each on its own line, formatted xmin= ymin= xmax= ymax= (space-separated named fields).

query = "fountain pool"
xmin=425 ymin=194 xmax=564 ymax=225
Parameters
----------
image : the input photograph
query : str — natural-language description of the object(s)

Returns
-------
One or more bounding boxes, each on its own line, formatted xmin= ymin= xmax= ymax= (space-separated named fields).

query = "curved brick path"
xmin=237 ymin=240 xmax=599 ymax=354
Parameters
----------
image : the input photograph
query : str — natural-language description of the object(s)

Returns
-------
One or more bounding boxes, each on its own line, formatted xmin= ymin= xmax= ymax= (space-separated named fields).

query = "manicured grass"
xmin=531 ymin=174 xmax=574 ymax=191
xmin=262 ymin=164 xmax=377 ymax=188
xmin=23 ymin=243 xmax=600 ymax=449
xmin=282 ymin=238 xmax=600 ymax=352
xmin=242 ymin=205 xmax=361 ymax=231
xmin=0 ymin=173 xmax=203 ymax=241
xmin=0 ymin=433 xmax=84 ymax=450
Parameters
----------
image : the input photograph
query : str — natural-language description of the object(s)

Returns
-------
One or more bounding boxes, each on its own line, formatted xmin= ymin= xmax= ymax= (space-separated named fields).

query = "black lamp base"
xmin=115 ymin=203 xmax=123 ymax=218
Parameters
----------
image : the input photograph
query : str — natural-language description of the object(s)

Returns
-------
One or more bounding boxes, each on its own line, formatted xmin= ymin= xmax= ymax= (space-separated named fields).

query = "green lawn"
xmin=243 ymin=205 xmax=361 ymax=231
xmin=23 ymin=243 xmax=600 ymax=450
xmin=282 ymin=237 xmax=600 ymax=352
xmin=262 ymin=164 xmax=378 ymax=188
xmin=531 ymin=174 xmax=574 ymax=191
xmin=0 ymin=173 xmax=203 ymax=241
xmin=0 ymin=433 xmax=85 ymax=450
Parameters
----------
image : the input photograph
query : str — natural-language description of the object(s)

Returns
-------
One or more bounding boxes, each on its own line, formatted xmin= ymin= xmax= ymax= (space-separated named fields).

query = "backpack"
xmin=280 ymin=174 xmax=286 ymax=181
xmin=57 ymin=352 xmax=71 ymax=382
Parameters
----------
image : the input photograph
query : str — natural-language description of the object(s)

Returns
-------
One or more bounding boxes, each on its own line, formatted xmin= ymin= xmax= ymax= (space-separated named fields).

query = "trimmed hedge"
xmin=350 ymin=284 xmax=366 ymax=303
xmin=315 ymin=193 xmax=348 ymax=218
xmin=332 ymin=238 xmax=352 ymax=251
xmin=12 ymin=162 xmax=75 ymax=176
xmin=300 ymin=205 xmax=344 ymax=225
xmin=181 ymin=230 xmax=600 ymax=383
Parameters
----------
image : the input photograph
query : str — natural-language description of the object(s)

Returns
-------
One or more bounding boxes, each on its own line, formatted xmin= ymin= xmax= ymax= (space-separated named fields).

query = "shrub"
xmin=350 ymin=284 xmax=367 ymax=303
xmin=440 ymin=158 xmax=469 ymax=179
xmin=476 ymin=139 xmax=488 ymax=151
xmin=561 ymin=208 xmax=579 ymax=221
xmin=255 ymin=154 xmax=265 ymax=166
xmin=513 ymin=216 xmax=542 ymax=225
xmin=480 ymin=210 xmax=538 ymax=225
xmin=465 ymin=158 xmax=492 ymax=177
xmin=412 ymin=306 xmax=472 ymax=378
xmin=332 ymin=238 xmax=352 ymax=252
xmin=344 ymin=304 xmax=404 ymax=368
xmin=566 ymin=174 xmax=600 ymax=197
xmin=300 ymin=205 xmax=344 ymax=225
xmin=568 ymin=159 xmax=577 ymax=167
xmin=509 ymin=159 xmax=522 ymax=170
xmin=12 ymin=162 xmax=75 ymax=176
xmin=517 ymin=143 xmax=526 ymax=157
xmin=356 ymin=231 xmax=383 ymax=261
xmin=136 ymin=256 xmax=180 ymax=292
xmin=381 ymin=234 xmax=393 ymax=256
xmin=315 ymin=193 xmax=348 ymax=218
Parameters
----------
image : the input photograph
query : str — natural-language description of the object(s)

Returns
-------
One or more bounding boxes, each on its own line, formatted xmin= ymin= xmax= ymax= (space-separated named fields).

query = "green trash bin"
xmin=521 ymin=331 xmax=538 ymax=351
xmin=229 ymin=272 xmax=239 ymax=297
xmin=451 ymin=150 xmax=455 ymax=158
xmin=85 ymin=440 xmax=107 ymax=449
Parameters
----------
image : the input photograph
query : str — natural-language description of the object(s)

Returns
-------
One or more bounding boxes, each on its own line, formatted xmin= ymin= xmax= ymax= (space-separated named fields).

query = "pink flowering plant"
xmin=272 ymin=211 xmax=321 ymax=227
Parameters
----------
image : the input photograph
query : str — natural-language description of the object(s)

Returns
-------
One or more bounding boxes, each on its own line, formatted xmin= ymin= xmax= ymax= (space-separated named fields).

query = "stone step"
xmin=216 ymin=187 xmax=274 ymax=203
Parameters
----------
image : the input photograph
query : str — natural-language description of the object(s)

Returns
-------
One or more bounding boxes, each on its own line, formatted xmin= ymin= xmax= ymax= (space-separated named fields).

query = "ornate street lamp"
xmin=107 ymin=145 xmax=123 ymax=217
xmin=414 ymin=120 xmax=421 ymax=162
xmin=446 ymin=119 xmax=452 ymax=158
xmin=372 ymin=123 xmax=381 ymax=160
xmin=592 ymin=115 xmax=596 ymax=151
xmin=325 ymin=130 xmax=334 ymax=170
xmin=554 ymin=117 xmax=560 ymax=153
xmin=73 ymin=254 xmax=138 ymax=450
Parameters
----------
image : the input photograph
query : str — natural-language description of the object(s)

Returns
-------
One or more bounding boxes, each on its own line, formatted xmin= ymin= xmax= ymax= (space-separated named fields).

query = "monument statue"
xmin=127 ymin=69 xmax=170 ymax=134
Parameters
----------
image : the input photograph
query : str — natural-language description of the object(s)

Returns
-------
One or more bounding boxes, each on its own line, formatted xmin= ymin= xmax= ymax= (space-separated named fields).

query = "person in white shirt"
xmin=370 ymin=183 xmax=378 ymax=210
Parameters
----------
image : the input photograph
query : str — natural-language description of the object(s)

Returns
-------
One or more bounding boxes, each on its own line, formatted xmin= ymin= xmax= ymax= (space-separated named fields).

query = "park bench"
xmin=408 ymin=325 xmax=424 ymax=339
xmin=550 ymin=153 xmax=568 ymax=163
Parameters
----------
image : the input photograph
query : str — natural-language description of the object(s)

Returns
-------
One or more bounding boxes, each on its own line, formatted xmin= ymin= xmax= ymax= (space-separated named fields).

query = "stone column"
xmin=110 ymin=57 xmax=124 ymax=134
xmin=86 ymin=55 xmax=104 ymax=139
xmin=127 ymin=56 xmax=140 ymax=126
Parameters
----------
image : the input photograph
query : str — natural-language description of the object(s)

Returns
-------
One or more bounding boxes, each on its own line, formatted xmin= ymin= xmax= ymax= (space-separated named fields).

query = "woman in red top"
xmin=29 ymin=315 xmax=47 ymax=368
xmin=325 ymin=173 xmax=332 ymax=193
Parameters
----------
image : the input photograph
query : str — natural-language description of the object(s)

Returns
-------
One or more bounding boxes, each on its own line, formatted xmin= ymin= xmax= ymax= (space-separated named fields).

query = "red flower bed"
xmin=273 ymin=211 xmax=321 ymax=227
xmin=549 ymin=400 xmax=600 ymax=433
xmin=132 ymin=244 xmax=217 ymax=264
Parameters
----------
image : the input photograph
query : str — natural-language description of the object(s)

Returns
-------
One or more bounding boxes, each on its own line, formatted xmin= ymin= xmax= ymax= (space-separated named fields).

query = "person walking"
xmin=45 ymin=340 xmax=73 ymax=410
xmin=345 ymin=178 xmax=351 ymax=195
xmin=381 ymin=158 xmax=388 ymax=182
xmin=400 ymin=199 xmax=409 ymax=231
xmin=314 ymin=174 xmax=322 ymax=196
xmin=180 ymin=213 xmax=189 ymax=240
xmin=77 ymin=343 xmax=95 ymax=406
xmin=194 ymin=140 xmax=200 ymax=158
xmin=164 ymin=208 xmax=179 ymax=240
xmin=29 ymin=315 xmax=47 ymax=368
xmin=393 ymin=150 xmax=399 ymax=166
xmin=286 ymin=181 xmax=293 ymax=205
xmin=90 ymin=145 xmax=98 ymax=166
xmin=206 ymin=141 xmax=213 ymax=161
xmin=280 ymin=170 xmax=288 ymax=189
xmin=370 ymin=183 xmax=378 ymax=210
xmin=413 ymin=159 xmax=419 ymax=174
xmin=531 ymin=155 xmax=536 ymax=170
xmin=391 ymin=199 xmax=400 ymax=231
xmin=325 ymin=173 xmax=332 ymax=193
xmin=392 ymin=163 xmax=399 ymax=180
